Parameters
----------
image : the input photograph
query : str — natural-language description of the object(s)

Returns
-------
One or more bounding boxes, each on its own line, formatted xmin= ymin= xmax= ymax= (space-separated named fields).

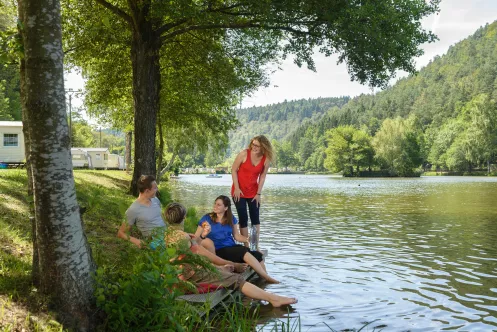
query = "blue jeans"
xmin=233 ymin=197 xmax=260 ymax=228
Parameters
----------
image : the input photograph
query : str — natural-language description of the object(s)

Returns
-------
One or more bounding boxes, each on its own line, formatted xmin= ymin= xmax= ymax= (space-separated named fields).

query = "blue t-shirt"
xmin=198 ymin=214 xmax=237 ymax=250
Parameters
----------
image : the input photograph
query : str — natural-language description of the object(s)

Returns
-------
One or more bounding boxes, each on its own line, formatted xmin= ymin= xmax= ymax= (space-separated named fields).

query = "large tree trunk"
xmin=19 ymin=0 xmax=96 ymax=329
xmin=129 ymin=24 xmax=161 ymax=195
xmin=125 ymin=131 xmax=132 ymax=173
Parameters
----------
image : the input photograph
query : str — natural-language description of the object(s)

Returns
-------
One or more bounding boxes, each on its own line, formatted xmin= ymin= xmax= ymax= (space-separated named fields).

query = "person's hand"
xmin=232 ymin=187 xmax=243 ymax=202
xmin=201 ymin=222 xmax=211 ymax=237
xmin=251 ymin=194 xmax=261 ymax=207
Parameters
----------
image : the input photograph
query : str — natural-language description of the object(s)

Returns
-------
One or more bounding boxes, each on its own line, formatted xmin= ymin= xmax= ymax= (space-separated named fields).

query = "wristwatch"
xmin=200 ymin=234 xmax=206 ymax=240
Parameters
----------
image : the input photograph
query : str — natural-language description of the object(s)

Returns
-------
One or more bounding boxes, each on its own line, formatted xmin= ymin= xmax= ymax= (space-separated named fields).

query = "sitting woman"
xmin=194 ymin=195 xmax=279 ymax=284
xmin=164 ymin=202 xmax=297 ymax=307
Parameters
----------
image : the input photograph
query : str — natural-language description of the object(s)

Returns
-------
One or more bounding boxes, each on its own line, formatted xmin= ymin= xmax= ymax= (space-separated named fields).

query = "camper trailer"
xmin=0 ymin=121 xmax=25 ymax=166
xmin=79 ymin=148 xmax=109 ymax=169
xmin=71 ymin=148 xmax=90 ymax=168
xmin=107 ymin=153 xmax=125 ymax=170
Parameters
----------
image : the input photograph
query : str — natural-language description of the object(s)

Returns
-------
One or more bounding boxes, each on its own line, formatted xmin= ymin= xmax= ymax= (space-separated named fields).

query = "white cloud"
xmin=242 ymin=0 xmax=497 ymax=107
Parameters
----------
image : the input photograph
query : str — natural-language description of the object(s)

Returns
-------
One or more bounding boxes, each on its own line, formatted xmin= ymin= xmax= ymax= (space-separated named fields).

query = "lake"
xmin=168 ymin=174 xmax=497 ymax=331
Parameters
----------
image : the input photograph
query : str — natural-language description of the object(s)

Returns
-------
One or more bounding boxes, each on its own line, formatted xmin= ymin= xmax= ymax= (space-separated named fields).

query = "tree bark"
xmin=18 ymin=11 xmax=33 ymax=197
xmin=129 ymin=22 xmax=161 ymax=195
xmin=156 ymin=110 xmax=164 ymax=183
xmin=125 ymin=131 xmax=132 ymax=172
xmin=19 ymin=0 xmax=96 ymax=329
xmin=30 ymin=216 xmax=39 ymax=287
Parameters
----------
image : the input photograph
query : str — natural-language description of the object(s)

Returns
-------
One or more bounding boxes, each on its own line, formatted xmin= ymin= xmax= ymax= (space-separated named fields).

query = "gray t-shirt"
xmin=125 ymin=197 xmax=166 ymax=237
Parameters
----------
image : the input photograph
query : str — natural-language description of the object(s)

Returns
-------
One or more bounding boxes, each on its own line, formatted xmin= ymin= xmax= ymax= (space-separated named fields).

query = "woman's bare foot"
xmin=221 ymin=264 xmax=234 ymax=272
xmin=234 ymin=263 xmax=248 ymax=273
xmin=268 ymin=294 xmax=298 ymax=307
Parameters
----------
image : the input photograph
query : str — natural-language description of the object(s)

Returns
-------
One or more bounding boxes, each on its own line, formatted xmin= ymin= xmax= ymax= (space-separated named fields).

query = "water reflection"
xmin=169 ymin=175 xmax=497 ymax=331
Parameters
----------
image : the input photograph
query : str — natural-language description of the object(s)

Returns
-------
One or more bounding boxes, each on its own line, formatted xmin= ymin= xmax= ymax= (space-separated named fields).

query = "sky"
xmin=65 ymin=0 xmax=497 ymax=111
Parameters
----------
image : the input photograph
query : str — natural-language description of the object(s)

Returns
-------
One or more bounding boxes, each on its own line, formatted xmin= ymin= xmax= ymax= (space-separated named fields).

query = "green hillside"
xmin=282 ymin=21 xmax=497 ymax=174
xmin=228 ymin=97 xmax=350 ymax=155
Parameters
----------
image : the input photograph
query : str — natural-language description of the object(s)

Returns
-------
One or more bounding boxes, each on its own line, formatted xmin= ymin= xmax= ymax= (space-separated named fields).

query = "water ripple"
xmin=170 ymin=175 xmax=497 ymax=331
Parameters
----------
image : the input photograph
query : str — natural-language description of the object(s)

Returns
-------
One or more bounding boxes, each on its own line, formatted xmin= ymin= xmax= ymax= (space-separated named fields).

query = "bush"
xmin=95 ymin=241 xmax=202 ymax=331
xmin=157 ymin=186 xmax=172 ymax=206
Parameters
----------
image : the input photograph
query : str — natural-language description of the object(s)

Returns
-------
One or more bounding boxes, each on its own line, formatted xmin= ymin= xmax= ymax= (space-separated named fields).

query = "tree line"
xmin=266 ymin=22 xmax=497 ymax=176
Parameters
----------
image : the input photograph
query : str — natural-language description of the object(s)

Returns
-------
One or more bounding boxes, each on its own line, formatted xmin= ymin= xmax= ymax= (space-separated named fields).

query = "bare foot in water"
xmin=234 ymin=263 xmax=248 ymax=273
xmin=268 ymin=295 xmax=298 ymax=307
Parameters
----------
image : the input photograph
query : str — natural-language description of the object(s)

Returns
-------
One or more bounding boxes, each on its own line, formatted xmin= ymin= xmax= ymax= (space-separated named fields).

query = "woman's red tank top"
xmin=231 ymin=149 xmax=266 ymax=198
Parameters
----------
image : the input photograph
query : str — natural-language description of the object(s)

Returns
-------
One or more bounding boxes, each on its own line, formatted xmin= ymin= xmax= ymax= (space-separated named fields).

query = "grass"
xmin=0 ymin=169 xmax=140 ymax=330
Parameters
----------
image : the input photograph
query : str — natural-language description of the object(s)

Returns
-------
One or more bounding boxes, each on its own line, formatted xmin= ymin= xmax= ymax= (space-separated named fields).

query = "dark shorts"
xmin=216 ymin=245 xmax=263 ymax=263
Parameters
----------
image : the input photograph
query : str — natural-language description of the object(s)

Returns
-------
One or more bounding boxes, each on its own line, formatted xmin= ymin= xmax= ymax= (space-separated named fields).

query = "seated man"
xmin=164 ymin=202 xmax=297 ymax=307
xmin=117 ymin=175 xmax=246 ymax=272
xmin=117 ymin=175 xmax=165 ymax=247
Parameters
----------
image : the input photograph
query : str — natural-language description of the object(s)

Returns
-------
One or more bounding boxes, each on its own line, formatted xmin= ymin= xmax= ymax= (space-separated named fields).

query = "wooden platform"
xmin=177 ymin=249 xmax=267 ymax=312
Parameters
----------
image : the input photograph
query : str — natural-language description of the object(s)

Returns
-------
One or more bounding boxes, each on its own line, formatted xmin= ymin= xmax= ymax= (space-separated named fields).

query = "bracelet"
xmin=200 ymin=234 xmax=206 ymax=240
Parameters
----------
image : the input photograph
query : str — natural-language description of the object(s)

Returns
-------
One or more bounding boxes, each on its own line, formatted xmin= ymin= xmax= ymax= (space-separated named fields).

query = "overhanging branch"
xmin=95 ymin=0 xmax=133 ymax=25
xmin=161 ymin=22 xmax=316 ymax=43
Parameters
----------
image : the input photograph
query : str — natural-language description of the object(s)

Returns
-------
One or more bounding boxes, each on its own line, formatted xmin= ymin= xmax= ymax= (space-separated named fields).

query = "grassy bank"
xmin=0 ymin=170 xmax=140 ymax=330
xmin=0 ymin=170 xmax=214 ymax=330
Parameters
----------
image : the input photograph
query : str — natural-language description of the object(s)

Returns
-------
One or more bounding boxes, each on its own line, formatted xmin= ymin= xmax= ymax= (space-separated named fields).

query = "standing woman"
xmin=231 ymin=135 xmax=274 ymax=246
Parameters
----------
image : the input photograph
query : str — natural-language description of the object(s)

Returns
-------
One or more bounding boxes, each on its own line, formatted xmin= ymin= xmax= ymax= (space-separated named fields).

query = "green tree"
xmin=0 ymin=0 xmax=21 ymax=121
xmin=274 ymin=140 xmax=298 ymax=171
xmin=372 ymin=117 xmax=421 ymax=176
xmin=324 ymin=126 xmax=373 ymax=176
xmin=460 ymin=94 xmax=497 ymax=171
xmin=427 ymin=118 xmax=465 ymax=170
xmin=63 ymin=0 xmax=438 ymax=194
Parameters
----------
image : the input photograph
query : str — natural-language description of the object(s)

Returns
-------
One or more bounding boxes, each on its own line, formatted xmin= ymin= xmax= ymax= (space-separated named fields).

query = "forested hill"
xmin=283 ymin=21 xmax=497 ymax=172
xmin=228 ymin=96 xmax=349 ymax=155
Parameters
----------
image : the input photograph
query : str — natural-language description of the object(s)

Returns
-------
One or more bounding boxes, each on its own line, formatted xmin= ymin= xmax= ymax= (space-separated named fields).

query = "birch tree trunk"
xmin=19 ymin=0 xmax=96 ymax=329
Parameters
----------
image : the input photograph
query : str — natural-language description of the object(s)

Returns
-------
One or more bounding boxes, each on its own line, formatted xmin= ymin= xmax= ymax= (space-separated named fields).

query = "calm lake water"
xmin=168 ymin=175 xmax=497 ymax=331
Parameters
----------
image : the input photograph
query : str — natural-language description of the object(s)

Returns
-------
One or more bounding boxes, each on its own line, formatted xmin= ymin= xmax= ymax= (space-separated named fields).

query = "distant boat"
xmin=170 ymin=175 xmax=180 ymax=179
xmin=206 ymin=174 xmax=222 ymax=178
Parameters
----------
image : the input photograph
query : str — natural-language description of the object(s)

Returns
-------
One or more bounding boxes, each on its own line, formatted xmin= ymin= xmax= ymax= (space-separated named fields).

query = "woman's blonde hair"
xmin=248 ymin=135 xmax=274 ymax=162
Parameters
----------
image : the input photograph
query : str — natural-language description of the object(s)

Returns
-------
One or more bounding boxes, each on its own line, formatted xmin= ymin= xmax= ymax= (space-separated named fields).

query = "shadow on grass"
xmin=79 ymin=170 xmax=130 ymax=191
xmin=0 ymin=183 xmax=30 ymax=204
xmin=0 ymin=251 xmax=32 ymax=299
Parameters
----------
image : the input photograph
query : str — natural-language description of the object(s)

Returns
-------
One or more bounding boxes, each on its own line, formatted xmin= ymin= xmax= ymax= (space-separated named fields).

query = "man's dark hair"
xmin=137 ymin=175 xmax=156 ymax=193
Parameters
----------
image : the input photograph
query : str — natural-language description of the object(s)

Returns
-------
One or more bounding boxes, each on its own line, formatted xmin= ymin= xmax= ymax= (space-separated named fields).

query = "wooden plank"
xmin=177 ymin=249 xmax=268 ymax=311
